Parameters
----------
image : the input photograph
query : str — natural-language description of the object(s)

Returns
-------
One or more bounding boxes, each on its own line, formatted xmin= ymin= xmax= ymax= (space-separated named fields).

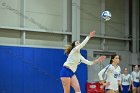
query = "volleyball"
xmin=101 ymin=11 xmax=111 ymax=21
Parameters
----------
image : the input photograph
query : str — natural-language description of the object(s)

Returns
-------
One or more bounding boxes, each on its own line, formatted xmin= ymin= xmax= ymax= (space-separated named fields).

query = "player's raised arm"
xmin=74 ymin=31 xmax=95 ymax=51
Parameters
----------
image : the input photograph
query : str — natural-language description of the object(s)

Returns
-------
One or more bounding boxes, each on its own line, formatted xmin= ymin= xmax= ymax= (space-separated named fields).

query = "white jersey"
xmin=121 ymin=74 xmax=131 ymax=85
xmin=98 ymin=64 xmax=121 ymax=91
xmin=63 ymin=36 xmax=93 ymax=72
xmin=131 ymin=71 xmax=140 ymax=82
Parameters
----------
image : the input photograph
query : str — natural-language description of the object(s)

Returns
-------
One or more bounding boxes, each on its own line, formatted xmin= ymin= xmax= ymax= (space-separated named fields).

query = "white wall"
xmin=0 ymin=0 xmax=20 ymax=27
xmin=80 ymin=0 xmax=101 ymax=35
xmin=0 ymin=0 xmax=65 ymax=47
xmin=0 ymin=0 xmax=132 ymax=50
xmin=0 ymin=29 xmax=20 ymax=45
xmin=80 ymin=0 xmax=129 ymax=51
xmin=25 ymin=0 xmax=63 ymax=30
xmin=0 ymin=0 xmax=63 ymax=31
xmin=26 ymin=32 xmax=64 ymax=47
xmin=105 ymin=0 xmax=125 ymax=38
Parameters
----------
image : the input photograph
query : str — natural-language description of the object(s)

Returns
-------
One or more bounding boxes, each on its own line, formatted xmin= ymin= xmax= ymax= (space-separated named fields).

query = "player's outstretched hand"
xmin=89 ymin=31 xmax=96 ymax=38
xmin=97 ymin=56 xmax=106 ymax=62
xmin=93 ymin=56 xmax=106 ymax=64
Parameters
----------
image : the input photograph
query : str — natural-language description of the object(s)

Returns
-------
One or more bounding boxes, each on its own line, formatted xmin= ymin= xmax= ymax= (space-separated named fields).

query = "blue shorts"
xmin=60 ymin=66 xmax=75 ymax=78
xmin=106 ymin=89 xmax=118 ymax=93
xmin=106 ymin=89 xmax=110 ymax=92
xmin=122 ymin=85 xmax=130 ymax=93
xmin=133 ymin=82 xmax=140 ymax=88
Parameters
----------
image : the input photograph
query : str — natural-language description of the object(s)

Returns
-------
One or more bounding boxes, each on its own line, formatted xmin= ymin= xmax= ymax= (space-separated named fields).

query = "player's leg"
xmin=61 ymin=77 xmax=71 ymax=93
xmin=115 ymin=90 xmax=119 ymax=93
xmin=132 ymin=82 xmax=137 ymax=93
xmin=138 ymin=86 xmax=140 ymax=93
xmin=132 ymin=86 xmax=136 ymax=93
xmin=70 ymin=75 xmax=81 ymax=93
xmin=106 ymin=89 xmax=116 ymax=93
xmin=60 ymin=67 xmax=73 ymax=93
xmin=137 ymin=82 xmax=140 ymax=93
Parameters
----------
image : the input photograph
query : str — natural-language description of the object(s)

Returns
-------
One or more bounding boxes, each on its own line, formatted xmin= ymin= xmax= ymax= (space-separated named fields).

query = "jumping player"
xmin=60 ymin=31 xmax=106 ymax=93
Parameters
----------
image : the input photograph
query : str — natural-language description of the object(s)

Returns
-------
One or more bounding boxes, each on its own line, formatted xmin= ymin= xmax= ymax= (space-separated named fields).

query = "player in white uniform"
xmin=98 ymin=54 xmax=121 ymax=93
xmin=60 ymin=31 xmax=106 ymax=93
xmin=121 ymin=67 xmax=131 ymax=93
xmin=131 ymin=65 xmax=140 ymax=93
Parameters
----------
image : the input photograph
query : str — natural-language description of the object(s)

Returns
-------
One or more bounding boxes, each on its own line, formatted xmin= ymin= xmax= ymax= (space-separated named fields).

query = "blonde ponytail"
xmin=64 ymin=45 xmax=72 ymax=55
xmin=64 ymin=41 xmax=77 ymax=55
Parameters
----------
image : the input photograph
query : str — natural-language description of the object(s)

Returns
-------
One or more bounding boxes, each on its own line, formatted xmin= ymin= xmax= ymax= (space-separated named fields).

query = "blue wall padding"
xmin=0 ymin=45 xmax=87 ymax=93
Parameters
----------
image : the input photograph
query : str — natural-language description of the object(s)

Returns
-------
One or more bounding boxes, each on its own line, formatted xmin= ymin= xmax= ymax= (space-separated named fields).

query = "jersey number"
xmin=114 ymin=74 xmax=118 ymax=78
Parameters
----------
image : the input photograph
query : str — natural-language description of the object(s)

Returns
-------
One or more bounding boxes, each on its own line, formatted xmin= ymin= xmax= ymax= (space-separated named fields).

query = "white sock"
xmin=76 ymin=92 xmax=81 ymax=93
